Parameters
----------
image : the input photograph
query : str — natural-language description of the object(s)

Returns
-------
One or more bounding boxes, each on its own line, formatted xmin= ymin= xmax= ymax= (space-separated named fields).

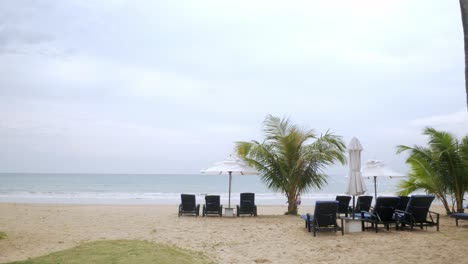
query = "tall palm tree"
xmin=397 ymin=127 xmax=468 ymax=214
xmin=460 ymin=0 xmax=468 ymax=110
xmin=236 ymin=115 xmax=346 ymax=215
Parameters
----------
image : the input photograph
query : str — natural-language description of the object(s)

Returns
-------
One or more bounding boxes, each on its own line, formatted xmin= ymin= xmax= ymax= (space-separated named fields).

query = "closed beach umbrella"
xmin=200 ymin=155 xmax=259 ymax=208
xmin=345 ymin=137 xmax=367 ymax=217
xmin=361 ymin=159 xmax=405 ymax=199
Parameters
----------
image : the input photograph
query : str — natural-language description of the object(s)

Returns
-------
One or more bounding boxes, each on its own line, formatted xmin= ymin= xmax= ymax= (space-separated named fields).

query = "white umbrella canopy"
xmin=200 ymin=155 xmax=259 ymax=208
xmin=345 ymin=137 xmax=367 ymax=218
xmin=361 ymin=159 xmax=406 ymax=199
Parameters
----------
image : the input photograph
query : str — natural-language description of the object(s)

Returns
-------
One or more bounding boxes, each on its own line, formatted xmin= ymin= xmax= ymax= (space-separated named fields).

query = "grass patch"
xmin=0 ymin=231 xmax=6 ymax=240
xmin=6 ymin=240 xmax=215 ymax=264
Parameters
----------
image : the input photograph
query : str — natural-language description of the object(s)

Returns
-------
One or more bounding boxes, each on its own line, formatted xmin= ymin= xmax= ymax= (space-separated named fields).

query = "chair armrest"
xmin=394 ymin=209 xmax=407 ymax=217
xmin=361 ymin=210 xmax=377 ymax=219
xmin=429 ymin=211 xmax=440 ymax=217
xmin=394 ymin=209 xmax=413 ymax=222
xmin=428 ymin=211 xmax=440 ymax=222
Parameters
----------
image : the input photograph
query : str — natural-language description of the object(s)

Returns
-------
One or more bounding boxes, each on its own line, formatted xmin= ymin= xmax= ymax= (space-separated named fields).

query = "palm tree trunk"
xmin=436 ymin=193 xmax=452 ymax=215
xmin=456 ymin=192 xmax=465 ymax=213
xmin=460 ymin=0 xmax=468 ymax=110
xmin=287 ymin=193 xmax=298 ymax=214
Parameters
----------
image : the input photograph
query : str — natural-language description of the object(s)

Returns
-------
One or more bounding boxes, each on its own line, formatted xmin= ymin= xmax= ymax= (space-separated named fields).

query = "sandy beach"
xmin=0 ymin=203 xmax=467 ymax=264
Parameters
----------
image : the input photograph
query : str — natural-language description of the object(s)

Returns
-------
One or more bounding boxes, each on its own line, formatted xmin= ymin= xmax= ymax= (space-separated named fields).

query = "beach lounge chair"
xmin=450 ymin=213 xmax=468 ymax=226
xmin=361 ymin=196 xmax=400 ymax=233
xmin=336 ymin=195 xmax=351 ymax=217
xmin=349 ymin=195 xmax=373 ymax=218
xmin=178 ymin=194 xmax=200 ymax=217
xmin=306 ymin=201 xmax=344 ymax=237
xmin=236 ymin=193 xmax=257 ymax=216
xmin=203 ymin=195 xmax=223 ymax=217
xmin=394 ymin=195 xmax=439 ymax=231
xmin=395 ymin=195 xmax=410 ymax=211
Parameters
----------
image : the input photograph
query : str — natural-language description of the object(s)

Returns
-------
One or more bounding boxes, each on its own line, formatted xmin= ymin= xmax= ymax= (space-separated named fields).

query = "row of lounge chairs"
xmin=178 ymin=193 xmax=257 ymax=217
xmin=303 ymin=195 xmax=440 ymax=236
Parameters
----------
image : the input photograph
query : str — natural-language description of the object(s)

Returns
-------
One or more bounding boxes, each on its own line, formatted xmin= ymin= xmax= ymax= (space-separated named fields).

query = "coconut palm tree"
xmin=459 ymin=0 xmax=468 ymax=110
xmin=397 ymin=127 xmax=468 ymax=214
xmin=236 ymin=115 xmax=346 ymax=215
xmin=396 ymin=146 xmax=452 ymax=214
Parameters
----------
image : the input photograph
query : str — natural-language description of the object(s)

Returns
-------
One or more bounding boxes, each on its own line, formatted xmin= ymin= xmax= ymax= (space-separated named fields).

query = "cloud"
xmin=409 ymin=110 xmax=468 ymax=137
xmin=0 ymin=0 xmax=466 ymax=173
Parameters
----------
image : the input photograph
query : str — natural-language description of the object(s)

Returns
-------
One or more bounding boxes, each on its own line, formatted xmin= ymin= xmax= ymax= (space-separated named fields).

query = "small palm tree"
xmin=397 ymin=127 xmax=468 ymax=214
xmin=236 ymin=115 xmax=346 ymax=215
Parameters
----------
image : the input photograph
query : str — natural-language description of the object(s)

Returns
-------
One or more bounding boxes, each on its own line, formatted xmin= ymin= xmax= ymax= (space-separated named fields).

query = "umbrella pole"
xmin=228 ymin=171 xmax=232 ymax=208
xmin=374 ymin=176 xmax=377 ymax=200
xmin=352 ymin=196 xmax=355 ymax=219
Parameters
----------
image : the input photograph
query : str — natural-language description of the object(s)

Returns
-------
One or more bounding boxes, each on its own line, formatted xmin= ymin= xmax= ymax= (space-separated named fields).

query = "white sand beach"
xmin=0 ymin=203 xmax=467 ymax=264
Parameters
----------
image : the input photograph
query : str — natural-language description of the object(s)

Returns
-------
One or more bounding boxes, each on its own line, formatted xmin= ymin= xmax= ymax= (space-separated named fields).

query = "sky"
xmin=1 ymin=0 xmax=467 ymax=175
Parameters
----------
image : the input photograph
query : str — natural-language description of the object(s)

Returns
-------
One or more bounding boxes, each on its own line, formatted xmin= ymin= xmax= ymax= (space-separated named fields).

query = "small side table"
xmin=344 ymin=218 xmax=362 ymax=233
xmin=224 ymin=208 xmax=234 ymax=217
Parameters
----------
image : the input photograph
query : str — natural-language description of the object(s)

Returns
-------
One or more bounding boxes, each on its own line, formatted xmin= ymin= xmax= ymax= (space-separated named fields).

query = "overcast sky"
xmin=1 ymin=0 xmax=467 ymax=174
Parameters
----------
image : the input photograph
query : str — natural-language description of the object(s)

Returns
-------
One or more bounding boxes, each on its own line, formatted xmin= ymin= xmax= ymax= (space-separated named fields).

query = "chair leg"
xmin=341 ymin=218 xmax=344 ymax=236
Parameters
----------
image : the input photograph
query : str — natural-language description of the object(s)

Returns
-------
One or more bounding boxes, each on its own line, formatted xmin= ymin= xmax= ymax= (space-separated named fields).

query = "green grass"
xmin=0 ymin=231 xmax=6 ymax=240
xmin=6 ymin=240 xmax=215 ymax=264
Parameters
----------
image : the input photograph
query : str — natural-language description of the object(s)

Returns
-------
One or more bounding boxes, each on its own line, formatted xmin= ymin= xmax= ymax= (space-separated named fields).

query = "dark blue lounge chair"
xmin=336 ymin=195 xmax=351 ymax=217
xmin=306 ymin=201 xmax=343 ymax=237
xmin=237 ymin=193 xmax=257 ymax=216
xmin=203 ymin=195 xmax=222 ymax=217
xmin=361 ymin=196 xmax=400 ymax=233
xmin=394 ymin=195 xmax=439 ymax=231
xmin=450 ymin=213 xmax=468 ymax=226
xmin=395 ymin=196 xmax=410 ymax=211
xmin=349 ymin=195 xmax=373 ymax=218
xmin=179 ymin=194 xmax=200 ymax=217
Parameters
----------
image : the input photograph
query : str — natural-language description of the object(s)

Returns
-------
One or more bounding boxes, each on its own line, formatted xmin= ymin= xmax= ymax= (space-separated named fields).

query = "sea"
xmin=0 ymin=173 xmax=410 ymax=205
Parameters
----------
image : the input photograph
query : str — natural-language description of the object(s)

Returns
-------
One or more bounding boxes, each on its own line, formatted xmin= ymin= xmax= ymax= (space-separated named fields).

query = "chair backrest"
xmin=373 ymin=196 xmax=400 ymax=221
xmin=205 ymin=195 xmax=220 ymax=211
xmin=314 ymin=201 xmax=339 ymax=227
xmin=181 ymin=194 xmax=196 ymax=210
xmin=355 ymin=196 xmax=373 ymax=212
xmin=240 ymin=193 xmax=255 ymax=210
xmin=404 ymin=195 xmax=435 ymax=223
xmin=395 ymin=196 xmax=410 ymax=211
xmin=335 ymin=195 xmax=351 ymax=214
